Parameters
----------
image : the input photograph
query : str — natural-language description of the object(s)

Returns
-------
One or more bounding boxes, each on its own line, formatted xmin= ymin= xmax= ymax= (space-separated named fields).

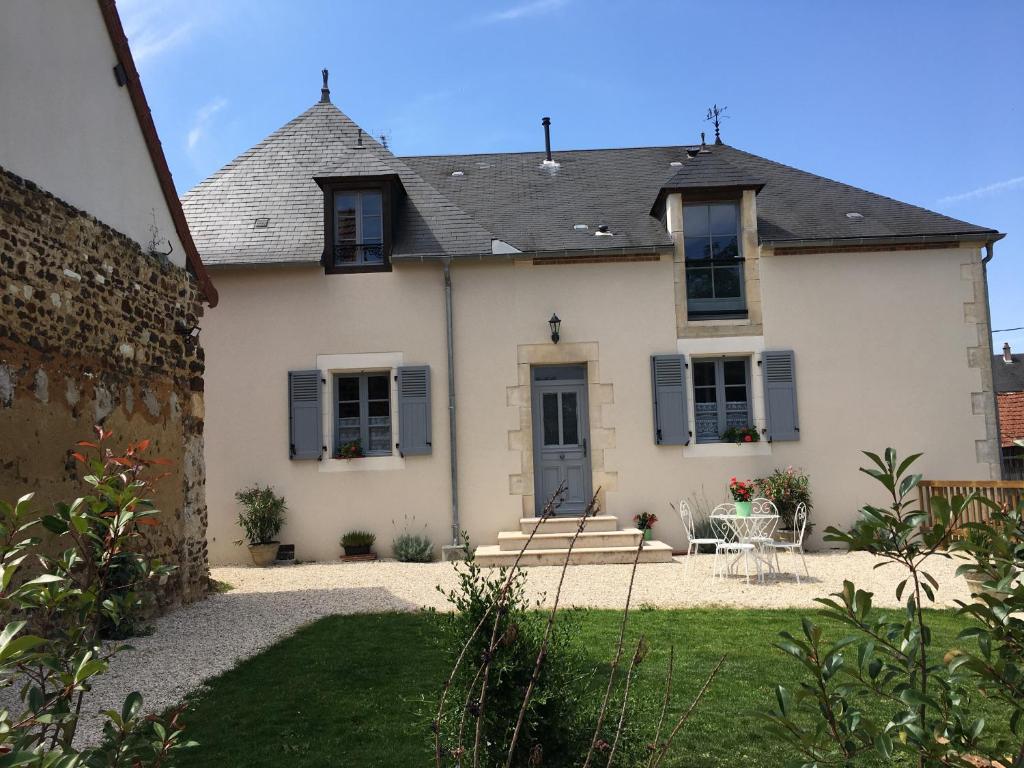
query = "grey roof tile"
xmin=182 ymin=102 xmax=998 ymax=266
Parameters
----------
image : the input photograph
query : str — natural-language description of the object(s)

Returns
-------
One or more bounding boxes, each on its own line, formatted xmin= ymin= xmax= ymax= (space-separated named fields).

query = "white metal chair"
xmin=710 ymin=502 xmax=756 ymax=583
xmin=771 ymin=502 xmax=810 ymax=583
xmin=677 ymin=500 xmax=721 ymax=577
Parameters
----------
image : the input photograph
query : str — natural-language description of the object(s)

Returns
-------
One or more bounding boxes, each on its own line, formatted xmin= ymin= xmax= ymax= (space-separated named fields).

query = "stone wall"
xmin=0 ymin=165 xmax=208 ymax=607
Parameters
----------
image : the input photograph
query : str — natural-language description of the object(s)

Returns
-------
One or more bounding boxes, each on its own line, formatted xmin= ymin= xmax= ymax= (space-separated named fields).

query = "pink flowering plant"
xmin=728 ymin=477 xmax=754 ymax=502
xmin=757 ymin=466 xmax=812 ymax=530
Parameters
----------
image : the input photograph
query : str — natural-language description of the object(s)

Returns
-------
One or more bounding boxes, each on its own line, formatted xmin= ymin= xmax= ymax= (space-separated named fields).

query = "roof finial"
xmin=700 ymin=131 xmax=706 ymax=148
xmin=320 ymin=68 xmax=330 ymax=103
xmin=705 ymin=104 xmax=728 ymax=145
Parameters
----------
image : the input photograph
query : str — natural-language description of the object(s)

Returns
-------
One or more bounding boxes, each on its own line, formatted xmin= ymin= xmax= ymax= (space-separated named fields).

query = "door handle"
xmin=582 ymin=438 xmax=588 ymax=457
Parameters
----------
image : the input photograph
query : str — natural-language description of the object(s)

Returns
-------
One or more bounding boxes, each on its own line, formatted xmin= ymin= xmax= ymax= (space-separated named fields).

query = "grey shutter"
xmin=762 ymin=350 xmax=799 ymax=442
xmin=288 ymin=370 xmax=323 ymax=460
xmin=397 ymin=365 xmax=431 ymax=456
xmin=651 ymin=354 xmax=690 ymax=445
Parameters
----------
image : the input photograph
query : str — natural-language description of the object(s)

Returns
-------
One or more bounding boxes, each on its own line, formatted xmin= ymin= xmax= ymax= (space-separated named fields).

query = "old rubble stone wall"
xmin=0 ymin=165 xmax=208 ymax=607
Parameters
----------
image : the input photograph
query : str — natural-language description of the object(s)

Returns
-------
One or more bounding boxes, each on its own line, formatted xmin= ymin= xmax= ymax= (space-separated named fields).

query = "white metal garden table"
xmin=710 ymin=512 xmax=779 ymax=584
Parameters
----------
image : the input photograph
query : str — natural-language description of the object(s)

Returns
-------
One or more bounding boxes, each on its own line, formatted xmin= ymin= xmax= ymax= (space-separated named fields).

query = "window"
xmin=692 ymin=358 xmax=752 ymax=443
xmin=334 ymin=372 xmax=391 ymax=457
xmin=333 ymin=190 xmax=384 ymax=266
xmin=684 ymin=202 xmax=745 ymax=317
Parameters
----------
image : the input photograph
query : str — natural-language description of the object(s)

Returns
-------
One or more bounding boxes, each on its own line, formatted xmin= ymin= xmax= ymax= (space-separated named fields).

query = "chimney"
xmin=541 ymin=117 xmax=552 ymax=162
xmin=1004 ymin=342 xmax=1014 ymax=363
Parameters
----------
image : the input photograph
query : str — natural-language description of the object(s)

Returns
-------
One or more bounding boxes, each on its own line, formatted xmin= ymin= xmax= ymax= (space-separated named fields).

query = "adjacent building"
xmin=185 ymin=74 xmax=1004 ymax=565
xmin=0 ymin=1 xmax=217 ymax=603
xmin=995 ymin=343 xmax=1024 ymax=480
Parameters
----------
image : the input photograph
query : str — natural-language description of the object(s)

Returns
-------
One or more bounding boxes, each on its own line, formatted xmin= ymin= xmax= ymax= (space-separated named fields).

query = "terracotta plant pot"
xmin=248 ymin=542 xmax=280 ymax=567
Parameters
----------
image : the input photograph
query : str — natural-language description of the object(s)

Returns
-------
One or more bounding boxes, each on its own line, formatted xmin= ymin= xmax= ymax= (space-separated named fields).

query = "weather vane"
xmin=705 ymin=104 xmax=728 ymax=145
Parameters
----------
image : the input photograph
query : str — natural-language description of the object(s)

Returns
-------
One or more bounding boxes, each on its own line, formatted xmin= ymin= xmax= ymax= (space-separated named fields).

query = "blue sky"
xmin=121 ymin=0 xmax=1023 ymax=352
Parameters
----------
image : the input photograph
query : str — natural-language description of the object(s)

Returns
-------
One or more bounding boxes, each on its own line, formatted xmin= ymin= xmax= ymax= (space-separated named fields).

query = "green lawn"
xmin=175 ymin=608 xmax=1002 ymax=767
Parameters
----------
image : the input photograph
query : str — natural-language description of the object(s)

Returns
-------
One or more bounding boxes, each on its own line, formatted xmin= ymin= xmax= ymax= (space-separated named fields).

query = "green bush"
xmin=340 ymin=530 xmax=376 ymax=548
xmin=234 ymin=484 xmax=286 ymax=545
xmin=756 ymin=466 xmax=811 ymax=530
xmin=393 ymin=532 xmax=433 ymax=562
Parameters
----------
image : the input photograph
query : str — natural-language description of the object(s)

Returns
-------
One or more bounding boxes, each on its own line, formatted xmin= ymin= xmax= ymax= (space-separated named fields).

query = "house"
xmin=185 ymin=72 xmax=1003 ymax=565
xmin=0 ymin=1 xmax=217 ymax=603
xmin=995 ymin=343 xmax=1024 ymax=480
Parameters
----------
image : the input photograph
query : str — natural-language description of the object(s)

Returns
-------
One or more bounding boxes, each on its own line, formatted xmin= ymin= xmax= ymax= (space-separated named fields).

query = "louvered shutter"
xmin=762 ymin=350 xmax=799 ymax=442
xmin=397 ymin=365 xmax=431 ymax=456
xmin=651 ymin=354 xmax=690 ymax=445
xmin=288 ymin=370 xmax=323 ymax=460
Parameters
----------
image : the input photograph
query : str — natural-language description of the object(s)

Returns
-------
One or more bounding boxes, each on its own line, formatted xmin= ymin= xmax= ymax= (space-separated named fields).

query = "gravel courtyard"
xmin=62 ymin=551 xmax=971 ymax=744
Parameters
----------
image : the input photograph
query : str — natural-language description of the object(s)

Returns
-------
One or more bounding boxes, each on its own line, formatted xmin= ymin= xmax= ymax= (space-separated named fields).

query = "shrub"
xmin=0 ymin=427 xmax=193 ymax=763
xmin=761 ymin=448 xmax=1024 ymax=766
xmin=394 ymin=533 xmax=433 ymax=562
xmin=234 ymin=484 xmax=286 ymax=545
xmin=756 ymin=466 xmax=811 ymax=530
xmin=340 ymin=530 xmax=376 ymax=548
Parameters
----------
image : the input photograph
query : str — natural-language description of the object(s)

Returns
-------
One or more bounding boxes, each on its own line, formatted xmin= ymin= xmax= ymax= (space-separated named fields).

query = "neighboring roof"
xmin=182 ymin=96 xmax=999 ymax=267
xmin=97 ymin=0 xmax=217 ymax=306
xmin=994 ymin=353 xmax=1024 ymax=393
xmin=997 ymin=392 xmax=1024 ymax=447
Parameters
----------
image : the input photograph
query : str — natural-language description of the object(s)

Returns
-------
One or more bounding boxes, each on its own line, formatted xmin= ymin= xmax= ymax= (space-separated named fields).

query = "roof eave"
xmin=761 ymin=232 xmax=1005 ymax=250
xmin=96 ymin=0 xmax=218 ymax=307
xmin=649 ymin=182 xmax=765 ymax=216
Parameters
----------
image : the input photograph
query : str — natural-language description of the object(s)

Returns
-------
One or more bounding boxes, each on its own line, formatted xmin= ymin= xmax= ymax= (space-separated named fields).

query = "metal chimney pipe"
xmin=542 ymin=117 xmax=552 ymax=162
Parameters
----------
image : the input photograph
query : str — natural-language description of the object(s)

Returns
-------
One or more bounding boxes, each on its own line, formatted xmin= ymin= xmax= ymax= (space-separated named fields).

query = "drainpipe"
xmin=442 ymin=259 xmax=463 ymax=556
xmin=982 ymin=241 xmax=1004 ymax=480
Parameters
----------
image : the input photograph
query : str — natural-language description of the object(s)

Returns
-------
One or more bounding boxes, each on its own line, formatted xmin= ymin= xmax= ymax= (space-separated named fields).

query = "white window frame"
xmin=316 ymin=352 xmax=405 ymax=473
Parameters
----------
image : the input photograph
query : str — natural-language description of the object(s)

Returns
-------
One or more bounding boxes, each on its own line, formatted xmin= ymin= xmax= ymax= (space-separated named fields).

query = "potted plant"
xmin=341 ymin=530 xmax=376 ymax=557
xmin=757 ymin=466 xmax=812 ymax=538
xmin=234 ymin=484 xmax=286 ymax=566
xmin=721 ymin=426 xmax=760 ymax=444
xmin=633 ymin=512 xmax=658 ymax=542
xmin=335 ymin=439 xmax=363 ymax=460
xmin=729 ymin=477 xmax=754 ymax=517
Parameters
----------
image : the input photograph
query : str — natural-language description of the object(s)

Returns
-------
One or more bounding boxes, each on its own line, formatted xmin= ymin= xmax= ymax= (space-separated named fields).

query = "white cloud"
xmin=187 ymin=98 xmax=227 ymax=152
xmin=480 ymin=0 xmax=569 ymax=24
xmin=118 ymin=0 xmax=207 ymax=66
xmin=937 ymin=175 xmax=1024 ymax=206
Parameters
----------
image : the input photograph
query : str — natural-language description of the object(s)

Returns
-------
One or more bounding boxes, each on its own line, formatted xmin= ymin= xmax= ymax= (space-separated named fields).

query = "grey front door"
xmin=532 ymin=365 xmax=592 ymax=516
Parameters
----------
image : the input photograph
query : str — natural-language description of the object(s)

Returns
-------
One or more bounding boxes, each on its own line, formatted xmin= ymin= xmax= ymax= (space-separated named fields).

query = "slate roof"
xmin=182 ymin=99 xmax=999 ymax=266
xmin=994 ymin=352 xmax=1024 ymax=393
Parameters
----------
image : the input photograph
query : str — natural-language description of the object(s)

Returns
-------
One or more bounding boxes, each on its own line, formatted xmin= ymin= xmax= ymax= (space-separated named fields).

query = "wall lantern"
xmin=548 ymin=313 xmax=561 ymax=344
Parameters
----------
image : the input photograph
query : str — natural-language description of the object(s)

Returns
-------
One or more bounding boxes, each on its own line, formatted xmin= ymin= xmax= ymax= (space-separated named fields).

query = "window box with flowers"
xmin=721 ymin=426 xmax=760 ymax=445
xmin=335 ymin=440 xmax=364 ymax=461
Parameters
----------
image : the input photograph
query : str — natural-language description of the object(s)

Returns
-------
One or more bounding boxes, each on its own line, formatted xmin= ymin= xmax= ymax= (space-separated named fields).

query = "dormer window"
xmin=683 ymin=202 xmax=745 ymax=318
xmin=334 ymin=190 xmax=383 ymax=265
xmin=317 ymin=175 xmax=399 ymax=274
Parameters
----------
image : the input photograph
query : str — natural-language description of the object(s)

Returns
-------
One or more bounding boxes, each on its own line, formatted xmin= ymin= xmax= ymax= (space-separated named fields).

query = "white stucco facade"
xmin=0 ymin=0 xmax=185 ymax=265
xmin=201 ymin=239 xmax=997 ymax=564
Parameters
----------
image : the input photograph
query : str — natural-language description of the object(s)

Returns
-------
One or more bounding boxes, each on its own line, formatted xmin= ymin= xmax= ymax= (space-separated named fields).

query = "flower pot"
xmin=643 ymin=529 xmax=652 ymax=541
xmin=248 ymin=542 xmax=280 ymax=567
xmin=735 ymin=501 xmax=752 ymax=517
xmin=343 ymin=544 xmax=372 ymax=556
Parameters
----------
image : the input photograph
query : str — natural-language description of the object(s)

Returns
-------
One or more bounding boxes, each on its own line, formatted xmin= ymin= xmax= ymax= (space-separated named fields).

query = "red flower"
xmin=743 ymin=435 xmax=753 ymax=442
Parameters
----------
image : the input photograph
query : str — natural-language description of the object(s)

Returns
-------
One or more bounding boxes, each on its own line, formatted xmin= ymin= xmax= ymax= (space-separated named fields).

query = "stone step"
xmin=518 ymin=515 xmax=618 ymax=535
xmin=474 ymin=540 xmax=674 ymax=567
xmin=498 ymin=528 xmax=642 ymax=551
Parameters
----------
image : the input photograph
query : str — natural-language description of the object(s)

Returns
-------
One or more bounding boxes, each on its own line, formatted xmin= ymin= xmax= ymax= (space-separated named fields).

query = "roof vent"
xmin=254 ymin=217 xmax=270 ymax=228
xmin=573 ymin=224 xmax=589 ymax=231
xmin=845 ymin=212 xmax=864 ymax=220
xmin=686 ymin=148 xmax=700 ymax=159
xmin=594 ymin=224 xmax=613 ymax=237
xmin=451 ymin=170 xmax=464 ymax=177
xmin=669 ymin=161 xmax=683 ymax=167
xmin=1004 ymin=342 xmax=1014 ymax=363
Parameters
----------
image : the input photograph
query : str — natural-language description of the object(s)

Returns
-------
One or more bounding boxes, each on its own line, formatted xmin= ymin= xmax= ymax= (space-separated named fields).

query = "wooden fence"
xmin=919 ymin=480 xmax=1024 ymax=527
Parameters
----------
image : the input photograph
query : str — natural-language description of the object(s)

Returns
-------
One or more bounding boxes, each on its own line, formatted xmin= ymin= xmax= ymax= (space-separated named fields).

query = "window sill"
xmin=323 ymin=262 xmax=393 ymax=275
xmin=687 ymin=313 xmax=749 ymax=324
xmin=318 ymin=454 xmax=405 ymax=473
xmin=683 ymin=441 xmax=772 ymax=458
